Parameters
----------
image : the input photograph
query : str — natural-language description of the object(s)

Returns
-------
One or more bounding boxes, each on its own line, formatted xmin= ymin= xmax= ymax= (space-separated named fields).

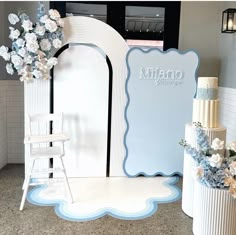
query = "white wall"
xmin=0 ymin=2 xmax=7 ymax=169
xmin=217 ymin=2 xmax=236 ymax=143
xmin=0 ymin=80 xmax=24 ymax=168
xmin=179 ymin=2 xmax=221 ymax=77
xmin=218 ymin=1 xmax=236 ymax=89
xmin=0 ymin=1 xmax=6 ymax=80
xmin=0 ymin=81 xmax=7 ymax=169
xmin=0 ymin=2 xmax=49 ymax=166
xmin=179 ymin=1 xmax=236 ymax=142
xmin=3 ymin=1 xmax=41 ymax=165
xmin=7 ymin=81 xmax=24 ymax=163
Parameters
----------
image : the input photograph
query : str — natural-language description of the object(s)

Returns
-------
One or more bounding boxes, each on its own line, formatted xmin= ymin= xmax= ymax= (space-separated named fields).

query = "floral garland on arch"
xmin=0 ymin=4 xmax=64 ymax=82
xmin=180 ymin=122 xmax=236 ymax=198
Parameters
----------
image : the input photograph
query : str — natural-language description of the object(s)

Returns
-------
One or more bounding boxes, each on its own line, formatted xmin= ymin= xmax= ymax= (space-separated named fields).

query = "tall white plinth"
xmin=193 ymin=181 xmax=236 ymax=235
xmin=181 ymin=123 xmax=226 ymax=218
xmin=182 ymin=153 xmax=196 ymax=217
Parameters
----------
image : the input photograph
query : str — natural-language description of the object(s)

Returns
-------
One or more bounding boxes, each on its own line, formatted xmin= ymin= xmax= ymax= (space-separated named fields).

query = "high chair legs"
xmin=60 ymin=157 xmax=73 ymax=203
xmin=20 ymin=157 xmax=73 ymax=211
xmin=20 ymin=159 xmax=35 ymax=211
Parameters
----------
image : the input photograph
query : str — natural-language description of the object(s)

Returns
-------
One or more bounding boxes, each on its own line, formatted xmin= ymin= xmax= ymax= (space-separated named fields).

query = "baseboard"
xmin=0 ymin=158 xmax=7 ymax=170
xmin=7 ymin=159 xmax=24 ymax=164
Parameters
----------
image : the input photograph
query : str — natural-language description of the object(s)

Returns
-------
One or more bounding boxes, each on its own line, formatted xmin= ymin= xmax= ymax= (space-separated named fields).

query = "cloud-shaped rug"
xmin=27 ymin=177 xmax=181 ymax=221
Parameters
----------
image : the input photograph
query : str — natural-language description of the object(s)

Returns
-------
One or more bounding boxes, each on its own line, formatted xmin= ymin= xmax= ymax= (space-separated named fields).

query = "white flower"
xmin=56 ymin=18 xmax=64 ymax=27
xmin=49 ymin=9 xmax=60 ymax=20
xmin=9 ymin=28 xmax=20 ymax=40
xmin=0 ymin=46 xmax=8 ymax=55
xmin=34 ymin=24 xmax=45 ymax=36
xmin=35 ymin=61 xmax=44 ymax=70
xmin=44 ymin=19 xmax=57 ymax=32
xmin=25 ymin=32 xmax=37 ymax=42
xmin=22 ymin=19 xmax=33 ymax=32
xmin=52 ymin=39 xmax=62 ymax=48
xmin=40 ymin=39 xmax=51 ymax=51
xmin=17 ymin=68 xmax=24 ymax=75
xmin=37 ymin=50 xmax=45 ymax=59
xmin=18 ymin=65 xmax=31 ymax=76
xmin=192 ymin=166 xmax=204 ymax=180
xmin=1 ymin=10 xmax=64 ymax=82
xmin=211 ymin=138 xmax=224 ymax=150
xmin=6 ymin=63 xmax=14 ymax=75
xmin=209 ymin=154 xmax=223 ymax=168
xmin=47 ymin=57 xmax=58 ymax=69
xmin=230 ymin=162 xmax=236 ymax=176
xmin=229 ymin=185 xmax=236 ymax=199
xmin=23 ymin=54 xmax=33 ymax=64
xmin=11 ymin=54 xmax=23 ymax=68
xmin=19 ymin=72 xmax=33 ymax=82
xmin=8 ymin=13 xmax=19 ymax=25
xmin=32 ymin=69 xmax=43 ymax=79
xmin=26 ymin=41 xmax=39 ymax=53
xmin=39 ymin=58 xmax=47 ymax=67
xmin=15 ymin=38 xmax=25 ymax=48
xmin=1 ymin=52 xmax=10 ymax=61
xmin=227 ymin=142 xmax=236 ymax=152
xmin=42 ymin=72 xmax=51 ymax=80
xmin=18 ymin=48 xmax=27 ymax=57
xmin=10 ymin=51 xmax=16 ymax=56
xmin=40 ymin=15 xmax=49 ymax=23
xmin=0 ymin=46 xmax=10 ymax=61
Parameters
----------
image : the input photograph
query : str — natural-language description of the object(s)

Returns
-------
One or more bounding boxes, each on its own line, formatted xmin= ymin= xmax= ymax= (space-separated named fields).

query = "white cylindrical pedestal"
xmin=182 ymin=123 xmax=226 ymax=217
xmin=182 ymin=153 xmax=196 ymax=217
xmin=193 ymin=181 xmax=236 ymax=235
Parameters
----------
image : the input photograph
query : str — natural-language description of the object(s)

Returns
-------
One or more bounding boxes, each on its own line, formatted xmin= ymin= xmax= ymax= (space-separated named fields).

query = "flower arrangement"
xmin=0 ymin=4 xmax=64 ymax=81
xmin=180 ymin=122 xmax=236 ymax=198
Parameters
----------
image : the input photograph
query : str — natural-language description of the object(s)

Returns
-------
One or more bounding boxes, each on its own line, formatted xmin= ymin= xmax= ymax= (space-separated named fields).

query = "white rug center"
xmin=28 ymin=177 xmax=181 ymax=221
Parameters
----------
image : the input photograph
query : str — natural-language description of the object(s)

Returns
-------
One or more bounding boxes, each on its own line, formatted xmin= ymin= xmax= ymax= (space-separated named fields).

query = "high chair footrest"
xmin=30 ymin=168 xmax=64 ymax=175
xmin=31 ymin=146 xmax=63 ymax=158
xmin=29 ymin=178 xmax=64 ymax=186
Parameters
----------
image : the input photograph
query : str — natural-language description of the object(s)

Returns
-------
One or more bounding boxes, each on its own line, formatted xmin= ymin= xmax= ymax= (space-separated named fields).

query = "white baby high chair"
xmin=20 ymin=113 xmax=73 ymax=211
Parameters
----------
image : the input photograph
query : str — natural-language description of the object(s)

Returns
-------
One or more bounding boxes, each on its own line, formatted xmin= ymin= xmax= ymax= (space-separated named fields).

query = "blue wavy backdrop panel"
xmin=124 ymin=48 xmax=199 ymax=176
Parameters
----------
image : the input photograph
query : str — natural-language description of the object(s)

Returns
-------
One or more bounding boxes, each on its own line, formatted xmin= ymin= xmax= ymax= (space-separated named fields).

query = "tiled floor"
xmin=0 ymin=164 xmax=193 ymax=235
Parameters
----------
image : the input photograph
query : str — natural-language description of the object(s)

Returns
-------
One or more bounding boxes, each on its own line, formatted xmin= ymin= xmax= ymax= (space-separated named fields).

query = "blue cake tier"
xmin=196 ymin=88 xmax=218 ymax=100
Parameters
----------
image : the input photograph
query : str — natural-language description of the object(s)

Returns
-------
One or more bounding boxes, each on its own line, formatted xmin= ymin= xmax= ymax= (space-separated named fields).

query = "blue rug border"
xmin=27 ymin=176 xmax=181 ymax=222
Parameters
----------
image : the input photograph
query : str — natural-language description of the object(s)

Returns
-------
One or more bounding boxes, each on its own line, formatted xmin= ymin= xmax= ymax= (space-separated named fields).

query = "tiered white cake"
xmin=182 ymin=77 xmax=226 ymax=217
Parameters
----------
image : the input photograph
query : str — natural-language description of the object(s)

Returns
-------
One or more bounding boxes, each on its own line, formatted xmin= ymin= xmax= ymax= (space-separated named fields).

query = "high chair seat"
xmin=24 ymin=133 xmax=69 ymax=144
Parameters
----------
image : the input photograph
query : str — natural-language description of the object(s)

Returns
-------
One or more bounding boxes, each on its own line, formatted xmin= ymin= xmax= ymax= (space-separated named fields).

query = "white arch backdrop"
xmin=24 ymin=16 xmax=129 ymax=177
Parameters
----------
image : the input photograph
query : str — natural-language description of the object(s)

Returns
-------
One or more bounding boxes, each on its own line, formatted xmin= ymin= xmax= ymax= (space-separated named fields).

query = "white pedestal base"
xmin=193 ymin=181 xmax=236 ymax=235
xmin=181 ymin=123 xmax=226 ymax=218
xmin=182 ymin=153 xmax=196 ymax=217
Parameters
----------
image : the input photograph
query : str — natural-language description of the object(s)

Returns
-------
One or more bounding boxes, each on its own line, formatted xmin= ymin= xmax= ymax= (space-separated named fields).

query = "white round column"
xmin=182 ymin=152 xmax=197 ymax=217
xmin=182 ymin=123 xmax=226 ymax=217
xmin=193 ymin=181 xmax=236 ymax=235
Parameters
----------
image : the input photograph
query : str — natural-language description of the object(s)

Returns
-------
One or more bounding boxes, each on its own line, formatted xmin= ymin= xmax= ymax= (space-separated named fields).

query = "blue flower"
xmin=37 ymin=2 xmax=46 ymax=20
xmin=180 ymin=124 xmax=235 ymax=190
